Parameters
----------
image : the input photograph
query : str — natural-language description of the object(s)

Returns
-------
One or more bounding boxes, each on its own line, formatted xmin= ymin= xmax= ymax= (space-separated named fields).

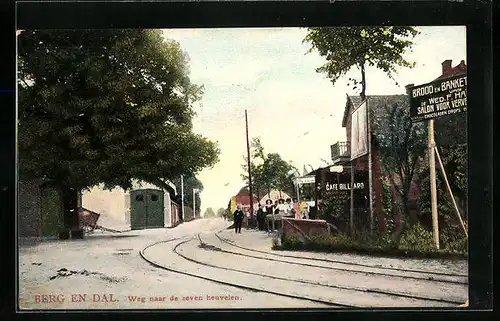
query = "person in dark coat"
xmin=256 ymin=204 xmax=266 ymax=231
xmin=265 ymin=199 xmax=274 ymax=216
xmin=233 ymin=205 xmax=244 ymax=233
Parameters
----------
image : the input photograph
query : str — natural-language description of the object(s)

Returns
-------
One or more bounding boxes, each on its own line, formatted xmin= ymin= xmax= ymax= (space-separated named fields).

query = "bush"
xmin=317 ymin=191 xmax=349 ymax=223
xmin=279 ymin=232 xmax=354 ymax=252
xmin=275 ymin=223 xmax=466 ymax=259
xmin=372 ymin=233 xmax=399 ymax=250
xmin=398 ymin=223 xmax=436 ymax=252
xmin=271 ymin=237 xmax=280 ymax=249
xmin=441 ymin=221 xmax=468 ymax=253
xmin=281 ymin=234 xmax=305 ymax=249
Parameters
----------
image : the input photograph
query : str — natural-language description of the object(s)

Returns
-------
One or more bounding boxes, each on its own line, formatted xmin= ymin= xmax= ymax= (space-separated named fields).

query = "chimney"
xmin=442 ymin=60 xmax=453 ymax=74
xmin=405 ymin=84 xmax=414 ymax=95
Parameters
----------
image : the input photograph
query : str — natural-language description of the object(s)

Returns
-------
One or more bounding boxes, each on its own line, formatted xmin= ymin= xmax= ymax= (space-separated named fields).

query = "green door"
xmin=146 ymin=189 xmax=164 ymax=228
xmin=130 ymin=190 xmax=147 ymax=230
xmin=40 ymin=188 xmax=64 ymax=237
xmin=130 ymin=189 xmax=164 ymax=230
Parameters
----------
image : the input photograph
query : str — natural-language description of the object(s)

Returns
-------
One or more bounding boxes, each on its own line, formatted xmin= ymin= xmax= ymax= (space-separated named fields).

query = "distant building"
xmin=230 ymin=187 xmax=259 ymax=212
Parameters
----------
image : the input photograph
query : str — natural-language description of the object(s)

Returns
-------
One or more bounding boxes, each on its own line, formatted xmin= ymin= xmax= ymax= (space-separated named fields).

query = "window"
xmin=151 ymin=194 xmax=159 ymax=202
xmin=135 ymin=194 xmax=144 ymax=202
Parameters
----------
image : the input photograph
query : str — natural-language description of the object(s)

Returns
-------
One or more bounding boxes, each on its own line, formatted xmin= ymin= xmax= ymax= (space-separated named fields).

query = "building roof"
xmin=342 ymin=95 xmax=408 ymax=128
xmin=437 ymin=60 xmax=466 ymax=80
xmin=342 ymin=95 xmax=363 ymax=128
xmin=234 ymin=192 xmax=259 ymax=206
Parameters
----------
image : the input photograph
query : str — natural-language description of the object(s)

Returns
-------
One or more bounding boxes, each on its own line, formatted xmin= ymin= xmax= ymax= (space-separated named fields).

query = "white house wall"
xmin=163 ymin=192 xmax=172 ymax=227
xmin=82 ymin=185 xmax=128 ymax=230
xmin=124 ymin=192 xmax=131 ymax=226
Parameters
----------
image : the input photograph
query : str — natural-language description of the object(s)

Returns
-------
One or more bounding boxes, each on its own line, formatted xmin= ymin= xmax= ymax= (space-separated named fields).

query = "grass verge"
xmin=273 ymin=224 xmax=467 ymax=260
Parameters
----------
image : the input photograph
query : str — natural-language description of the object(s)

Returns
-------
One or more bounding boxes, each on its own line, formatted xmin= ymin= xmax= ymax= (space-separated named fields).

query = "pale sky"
xmin=161 ymin=26 xmax=466 ymax=215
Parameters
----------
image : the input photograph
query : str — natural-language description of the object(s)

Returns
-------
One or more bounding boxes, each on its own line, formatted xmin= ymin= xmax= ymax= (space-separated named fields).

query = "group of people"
xmin=232 ymin=198 xmax=312 ymax=234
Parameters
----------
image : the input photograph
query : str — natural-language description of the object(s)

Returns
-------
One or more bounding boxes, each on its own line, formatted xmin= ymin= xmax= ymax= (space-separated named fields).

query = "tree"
xmin=171 ymin=174 xmax=204 ymax=218
xmin=417 ymin=110 xmax=467 ymax=230
xmin=216 ymin=208 xmax=226 ymax=217
xmin=203 ymin=207 xmax=216 ymax=218
xmin=240 ymin=137 xmax=267 ymax=199
xmin=371 ymin=96 xmax=427 ymax=228
xmin=299 ymin=184 xmax=315 ymax=201
xmin=431 ymin=111 xmax=467 ymax=219
xmin=18 ymin=30 xmax=219 ymax=230
xmin=263 ymin=153 xmax=297 ymax=197
xmin=241 ymin=138 xmax=297 ymax=199
xmin=303 ymin=27 xmax=419 ymax=99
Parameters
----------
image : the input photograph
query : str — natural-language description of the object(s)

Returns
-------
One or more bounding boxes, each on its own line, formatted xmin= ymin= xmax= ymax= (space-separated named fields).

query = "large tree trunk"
xmin=62 ymin=185 xmax=83 ymax=239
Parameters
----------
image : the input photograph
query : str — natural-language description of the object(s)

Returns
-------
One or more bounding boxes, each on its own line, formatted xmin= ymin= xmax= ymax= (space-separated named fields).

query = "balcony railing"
xmin=330 ymin=141 xmax=351 ymax=164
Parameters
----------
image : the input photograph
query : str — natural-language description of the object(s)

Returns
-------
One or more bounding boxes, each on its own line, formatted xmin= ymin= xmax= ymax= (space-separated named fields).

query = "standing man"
xmin=233 ymin=204 xmax=244 ymax=234
xmin=256 ymin=204 xmax=265 ymax=231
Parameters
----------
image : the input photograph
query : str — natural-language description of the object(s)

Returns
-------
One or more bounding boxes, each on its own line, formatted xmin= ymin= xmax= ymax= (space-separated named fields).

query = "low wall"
xmin=282 ymin=218 xmax=330 ymax=241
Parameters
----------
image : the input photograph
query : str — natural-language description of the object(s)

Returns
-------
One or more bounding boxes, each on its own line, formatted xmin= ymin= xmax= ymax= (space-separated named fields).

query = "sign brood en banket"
xmin=409 ymin=74 xmax=467 ymax=123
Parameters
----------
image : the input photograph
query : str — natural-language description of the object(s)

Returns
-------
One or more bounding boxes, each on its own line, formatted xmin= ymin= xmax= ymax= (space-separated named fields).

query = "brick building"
xmin=331 ymin=95 xmax=421 ymax=232
xmin=329 ymin=59 xmax=467 ymax=232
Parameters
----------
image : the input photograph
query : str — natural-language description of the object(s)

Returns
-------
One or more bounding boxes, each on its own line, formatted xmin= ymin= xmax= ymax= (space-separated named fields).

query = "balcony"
xmin=330 ymin=141 xmax=351 ymax=164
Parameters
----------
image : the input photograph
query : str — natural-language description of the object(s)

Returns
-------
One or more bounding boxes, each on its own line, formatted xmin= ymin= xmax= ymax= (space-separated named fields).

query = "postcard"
xmin=17 ymin=25 xmax=469 ymax=310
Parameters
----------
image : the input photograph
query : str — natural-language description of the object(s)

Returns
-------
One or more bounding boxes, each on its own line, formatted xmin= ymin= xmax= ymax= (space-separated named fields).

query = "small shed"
xmin=18 ymin=180 xmax=65 ymax=238
xmin=129 ymin=188 xmax=165 ymax=230
xmin=82 ymin=179 xmax=179 ymax=231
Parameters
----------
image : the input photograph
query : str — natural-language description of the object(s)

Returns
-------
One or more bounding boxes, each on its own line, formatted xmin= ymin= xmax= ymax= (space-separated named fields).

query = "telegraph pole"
xmin=180 ymin=175 xmax=185 ymax=221
xmin=350 ymin=162 xmax=355 ymax=237
xmin=245 ymin=109 xmax=254 ymax=226
xmin=193 ymin=188 xmax=196 ymax=219
xmin=429 ymin=119 xmax=440 ymax=249
xmin=367 ymin=100 xmax=374 ymax=235
xmin=406 ymin=83 xmax=439 ymax=249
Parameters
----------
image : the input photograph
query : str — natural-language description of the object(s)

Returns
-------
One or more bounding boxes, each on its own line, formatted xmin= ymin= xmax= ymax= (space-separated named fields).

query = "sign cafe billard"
xmin=325 ymin=182 xmax=365 ymax=191
xmin=409 ymin=74 xmax=467 ymax=123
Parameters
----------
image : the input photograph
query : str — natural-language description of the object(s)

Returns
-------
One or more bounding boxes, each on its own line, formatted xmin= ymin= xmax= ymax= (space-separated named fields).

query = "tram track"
xmin=139 ymin=226 xmax=465 ymax=308
xmin=193 ymin=233 xmax=464 ymax=306
xmin=214 ymin=231 xmax=467 ymax=284
xmin=140 ymin=236 xmax=351 ymax=308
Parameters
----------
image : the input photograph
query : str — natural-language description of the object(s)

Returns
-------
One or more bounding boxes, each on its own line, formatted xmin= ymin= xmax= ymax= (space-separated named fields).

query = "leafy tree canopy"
xmin=216 ymin=208 xmax=226 ymax=217
xmin=203 ymin=207 xmax=216 ymax=217
xmin=371 ymin=96 xmax=427 ymax=225
xmin=303 ymin=27 xmax=419 ymax=99
xmin=18 ymin=29 xmax=220 ymax=191
xmin=241 ymin=137 xmax=297 ymax=198
xmin=171 ymin=174 xmax=203 ymax=213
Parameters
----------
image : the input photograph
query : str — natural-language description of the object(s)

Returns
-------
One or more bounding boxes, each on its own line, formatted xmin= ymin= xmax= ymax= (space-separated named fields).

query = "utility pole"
xmin=245 ymin=109 xmax=254 ymax=227
xmin=406 ymin=82 xmax=440 ymax=249
xmin=193 ymin=188 xmax=196 ymax=219
xmin=180 ymin=175 xmax=185 ymax=221
xmin=429 ymin=119 xmax=440 ymax=249
xmin=350 ymin=161 xmax=355 ymax=238
xmin=367 ymin=100 xmax=374 ymax=235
